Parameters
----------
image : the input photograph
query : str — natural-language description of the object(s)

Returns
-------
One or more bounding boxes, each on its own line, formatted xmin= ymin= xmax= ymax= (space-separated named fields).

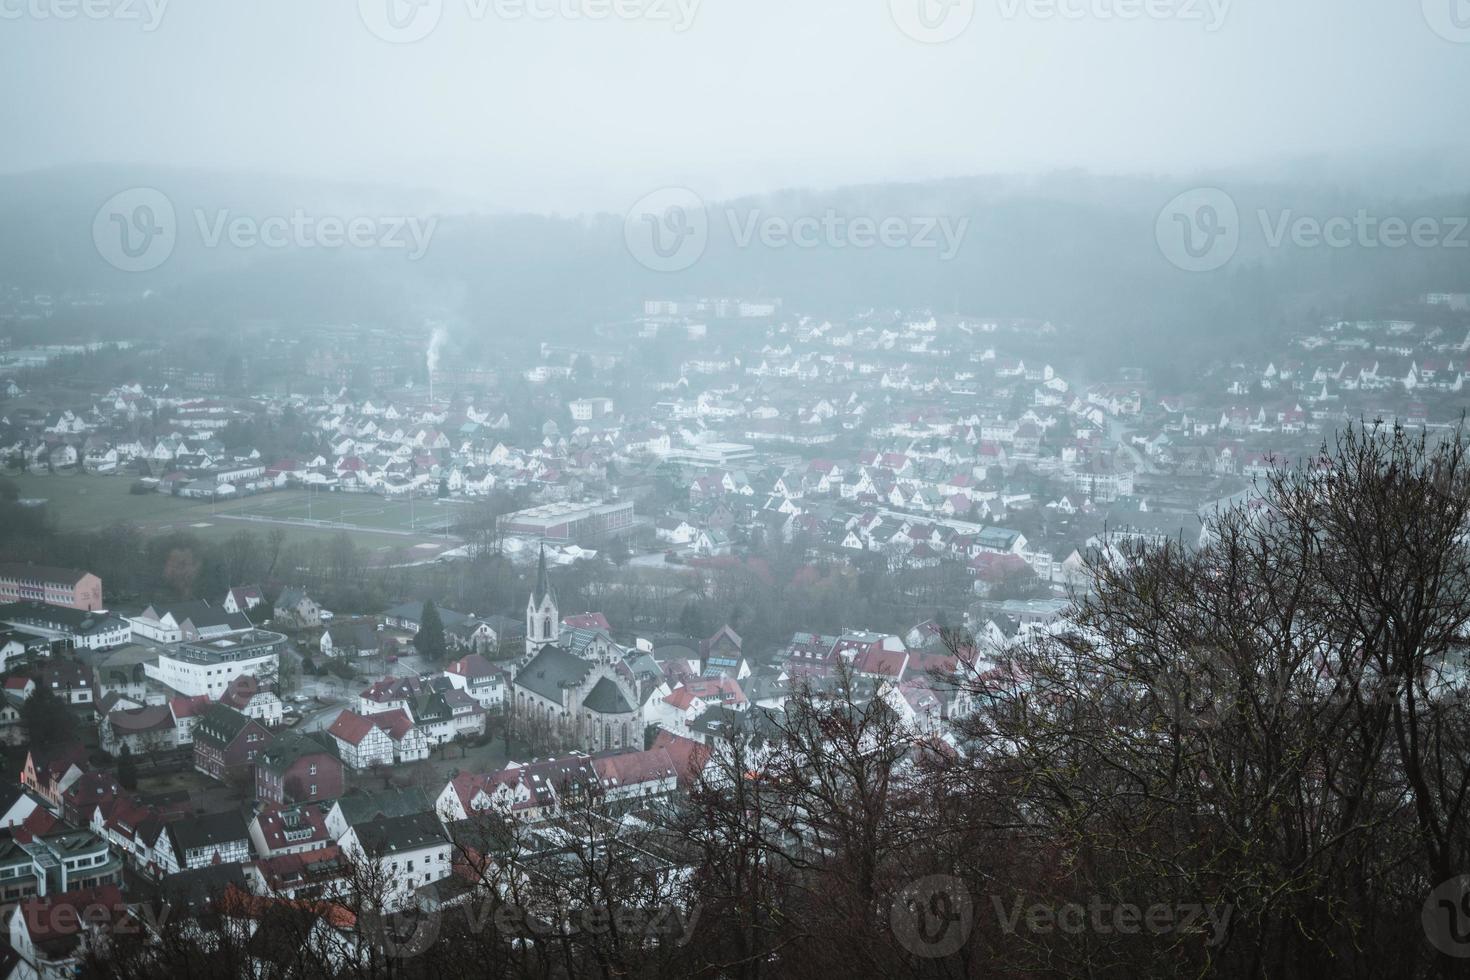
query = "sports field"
xmin=6 ymin=473 xmax=466 ymax=558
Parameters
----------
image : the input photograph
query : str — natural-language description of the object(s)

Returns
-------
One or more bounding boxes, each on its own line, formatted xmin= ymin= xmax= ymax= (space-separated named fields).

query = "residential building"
xmin=192 ymin=704 xmax=274 ymax=783
xmin=0 ymin=564 xmax=102 ymax=611
xmin=338 ymin=812 xmax=451 ymax=911
xmin=255 ymin=733 xmax=344 ymax=805
xmin=155 ymin=811 xmax=252 ymax=874
xmin=0 ymin=603 xmax=128 ymax=651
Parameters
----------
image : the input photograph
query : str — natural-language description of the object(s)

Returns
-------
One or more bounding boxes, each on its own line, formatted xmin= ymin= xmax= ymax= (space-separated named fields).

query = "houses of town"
xmin=0 ymin=294 xmax=1465 ymax=971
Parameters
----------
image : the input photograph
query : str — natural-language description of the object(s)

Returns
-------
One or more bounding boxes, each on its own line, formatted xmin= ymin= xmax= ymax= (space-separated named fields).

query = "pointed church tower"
xmin=526 ymin=545 xmax=560 ymax=656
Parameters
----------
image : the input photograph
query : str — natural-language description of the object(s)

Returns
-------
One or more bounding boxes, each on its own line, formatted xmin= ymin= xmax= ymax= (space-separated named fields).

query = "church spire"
xmin=526 ymin=545 xmax=561 ymax=658
xmin=532 ymin=544 xmax=556 ymax=606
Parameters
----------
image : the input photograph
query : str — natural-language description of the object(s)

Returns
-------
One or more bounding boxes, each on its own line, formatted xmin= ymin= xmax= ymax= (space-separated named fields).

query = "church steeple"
xmin=526 ymin=545 xmax=560 ymax=656
xmin=532 ymin=544 xmax=556 ymax=607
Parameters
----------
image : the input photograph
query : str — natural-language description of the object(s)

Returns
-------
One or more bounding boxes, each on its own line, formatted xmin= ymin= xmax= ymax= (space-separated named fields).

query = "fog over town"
xmin=0 ymin=2 xmax=1469 ymax=977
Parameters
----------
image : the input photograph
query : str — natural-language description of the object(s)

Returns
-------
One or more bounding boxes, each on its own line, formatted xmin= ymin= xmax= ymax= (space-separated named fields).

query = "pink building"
xmin=0 ymin=564 xmax=103 ymax=611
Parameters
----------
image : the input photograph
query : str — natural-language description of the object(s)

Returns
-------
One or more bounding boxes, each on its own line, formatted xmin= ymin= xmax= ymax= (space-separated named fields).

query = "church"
xmin=510 ymin=548 xmax=644 ymax=753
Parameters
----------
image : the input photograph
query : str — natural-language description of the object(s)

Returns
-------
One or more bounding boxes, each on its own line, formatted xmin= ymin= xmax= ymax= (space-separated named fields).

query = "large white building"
xmin=338 ymin=812 xmax=451 ymax=910
xmin=144 ymin=630 xmax=284 ymax=698
xmin=127 ymin=600 xmax=253 ymax=644
xmin=0 ymin=604 xmax=128 ymax=651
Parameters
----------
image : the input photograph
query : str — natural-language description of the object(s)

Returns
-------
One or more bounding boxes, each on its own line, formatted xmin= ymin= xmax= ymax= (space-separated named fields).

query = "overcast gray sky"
xmin=3 ymin=0 xmax=1468 ymax=213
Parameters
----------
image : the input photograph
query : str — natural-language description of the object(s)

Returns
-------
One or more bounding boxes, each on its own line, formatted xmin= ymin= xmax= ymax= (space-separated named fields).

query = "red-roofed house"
xmin=245 ymin=845 xmax=349 ymax=901
xmin=562 ymin=612 xmax=611 ymax=632
xmin=445 ymin=654 xmax=507 ymax=709
xmin=327 ymin=709 xmax=428 ymax=769
xmin=591 ymin=748 xmax=678 ymax=801
xmin=219 ymin=674 xmax=283 ymax=727
xmin=650 ymin=730 xmax=710 ymax=789
xmin=9 ymin=885 xmax=124 ymax=977
xmin=852 ymin=646 xmax=910 ymax=684
xmin=169 ymin=694 xmax=213 ymax=745
xmin=60 ymin=772 xmax=121 ymax=827
xmin=223 ymin=585 xmax=264 ymax=614
xmin=21 ymin=745 xmax=88 ymax=813
xmin=249 ymin=803 xmax=333 ymax=858
xmin=357 ymin=676 xmax=423 ymax=716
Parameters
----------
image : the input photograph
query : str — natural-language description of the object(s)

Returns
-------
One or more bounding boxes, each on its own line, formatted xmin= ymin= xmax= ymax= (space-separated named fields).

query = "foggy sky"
xmin=3 ymin=0 xmax=1468 ymax=214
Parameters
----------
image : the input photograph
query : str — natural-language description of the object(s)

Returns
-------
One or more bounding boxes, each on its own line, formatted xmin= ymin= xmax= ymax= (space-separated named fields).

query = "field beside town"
xmin=6 ymin=473 xmax=465 ymax=559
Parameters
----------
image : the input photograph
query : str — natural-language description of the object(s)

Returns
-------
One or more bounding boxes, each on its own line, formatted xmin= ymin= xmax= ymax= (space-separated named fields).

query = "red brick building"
xmin=255 ymin=732 xmax=345 ymax=805
xmin=193 ymin=704 xmax=273 ymax=784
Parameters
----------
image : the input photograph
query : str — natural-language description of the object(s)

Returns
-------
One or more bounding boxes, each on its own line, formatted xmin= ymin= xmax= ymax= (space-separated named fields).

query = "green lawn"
xmin=8 ymin=472 xmax=462 ymax=557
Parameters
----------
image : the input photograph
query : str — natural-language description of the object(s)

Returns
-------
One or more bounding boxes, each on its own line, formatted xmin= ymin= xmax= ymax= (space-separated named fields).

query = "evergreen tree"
xmin=117 ymin=743 xmax=138 ymax=790
xmin=20 ymin=682 xmax=76 ymax=746
xmin=417 ymin=600 xmax=447 ymax=662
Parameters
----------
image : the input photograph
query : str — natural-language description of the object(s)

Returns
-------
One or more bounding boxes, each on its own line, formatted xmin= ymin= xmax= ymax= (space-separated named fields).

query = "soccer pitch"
xmin=6 ymin=475 xmax=464 ymax=555
xmin=217 ymin=490 xmax=460 ymax=537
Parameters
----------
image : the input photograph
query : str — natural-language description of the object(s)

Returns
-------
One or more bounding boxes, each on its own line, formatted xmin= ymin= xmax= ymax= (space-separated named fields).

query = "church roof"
xmin=514 ymin=645 xmax=592 ymax=701
xmin=582 ymin=677 xmax=634 ymax=715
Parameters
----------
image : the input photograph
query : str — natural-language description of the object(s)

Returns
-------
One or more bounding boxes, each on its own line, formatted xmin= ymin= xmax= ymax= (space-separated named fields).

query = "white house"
xmin=338 ymin=812 xmax=451 ymax=911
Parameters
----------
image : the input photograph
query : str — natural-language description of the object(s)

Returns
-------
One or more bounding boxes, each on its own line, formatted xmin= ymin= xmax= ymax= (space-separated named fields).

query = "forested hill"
xmin=4 ymin=164 xmax=1469 ymax=374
